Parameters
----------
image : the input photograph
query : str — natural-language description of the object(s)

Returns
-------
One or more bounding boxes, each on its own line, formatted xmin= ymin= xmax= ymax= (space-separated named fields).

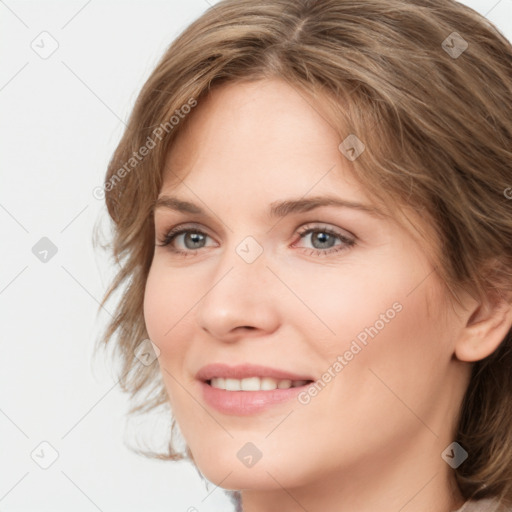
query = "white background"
xmin=1 ymin=1 xmax=511 ymax=511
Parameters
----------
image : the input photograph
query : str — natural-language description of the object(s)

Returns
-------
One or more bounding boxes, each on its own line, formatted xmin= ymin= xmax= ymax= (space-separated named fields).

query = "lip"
xmin=196 ymin=363 xmax=314 ymax=382
xmin=196 ymin=363 xmax=315 ymax=416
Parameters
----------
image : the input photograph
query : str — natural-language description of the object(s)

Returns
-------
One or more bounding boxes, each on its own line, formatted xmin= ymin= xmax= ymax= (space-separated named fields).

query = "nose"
xmin=194 ymin=242 xmax=281 ymax=342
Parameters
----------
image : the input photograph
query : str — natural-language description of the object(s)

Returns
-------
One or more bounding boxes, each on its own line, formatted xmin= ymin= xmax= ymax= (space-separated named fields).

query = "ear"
xmin=454 ymin=290 xmax=512 ymax=362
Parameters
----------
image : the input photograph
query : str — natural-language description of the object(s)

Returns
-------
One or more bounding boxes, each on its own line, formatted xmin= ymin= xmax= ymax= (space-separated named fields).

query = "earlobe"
xmin=454 ymin=295 xmax=512 ymax=362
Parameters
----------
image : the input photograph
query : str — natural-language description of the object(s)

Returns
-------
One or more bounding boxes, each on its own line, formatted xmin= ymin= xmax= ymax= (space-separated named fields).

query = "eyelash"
xmin=156 ymin=223 xmax=356 ymax=258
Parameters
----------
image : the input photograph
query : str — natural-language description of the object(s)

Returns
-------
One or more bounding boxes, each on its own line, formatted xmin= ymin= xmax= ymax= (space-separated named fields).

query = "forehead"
xmin=161 ymin=78 xmax=368 ymax=203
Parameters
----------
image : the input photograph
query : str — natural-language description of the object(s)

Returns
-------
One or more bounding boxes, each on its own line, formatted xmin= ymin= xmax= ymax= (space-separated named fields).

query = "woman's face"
xmin=144 ymin=78 xmax=470 ymax=494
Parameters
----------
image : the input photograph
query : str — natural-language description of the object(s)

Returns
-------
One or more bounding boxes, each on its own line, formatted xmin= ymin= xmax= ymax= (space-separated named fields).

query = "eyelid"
xmin=156 ymin=217 xmax=355 ymax=237
xmin=156 ymin=222 xmax=217 ymax=247
xmin=292 ymin=223 xmax=356 ymax=256
xmin=155 ymin=221 xmax=353 ymax=244
xmin=296 ymin=222 xmax=355 ymax=241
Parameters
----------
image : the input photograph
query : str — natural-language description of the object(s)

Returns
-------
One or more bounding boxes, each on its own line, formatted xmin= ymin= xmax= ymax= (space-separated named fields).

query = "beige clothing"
xmin=453 ymin=498 xmax=511 ymax=512
xmin=229 ymin=493 xmax=511 ymax=511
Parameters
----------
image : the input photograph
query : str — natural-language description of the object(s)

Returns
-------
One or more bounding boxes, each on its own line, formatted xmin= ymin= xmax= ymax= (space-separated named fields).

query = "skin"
xmin=143 ymin=78 xmax=512 ymax=512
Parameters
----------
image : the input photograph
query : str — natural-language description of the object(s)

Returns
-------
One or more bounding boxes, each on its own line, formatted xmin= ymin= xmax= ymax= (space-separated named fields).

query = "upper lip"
xmin=196 ymin=363 xmax=315 ymax=382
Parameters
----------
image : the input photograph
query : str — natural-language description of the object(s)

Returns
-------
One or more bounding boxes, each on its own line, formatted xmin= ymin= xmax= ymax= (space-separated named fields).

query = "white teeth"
xmin=261 ymin=377 xmax=277 ymax=390
xmin=209 ymin=377 xmax=309 ymax=391
xmin=277 ymin=379 xmax=292 ymax=389
xmin=240 ymin=377 xmax=260 ymax=391
xmin=224 ymin=378 xmax=241 ymax=391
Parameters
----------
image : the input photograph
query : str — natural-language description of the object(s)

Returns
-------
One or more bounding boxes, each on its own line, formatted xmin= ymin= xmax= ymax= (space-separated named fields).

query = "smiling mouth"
xmin=206 ymin=377 xmax=314 ymax=391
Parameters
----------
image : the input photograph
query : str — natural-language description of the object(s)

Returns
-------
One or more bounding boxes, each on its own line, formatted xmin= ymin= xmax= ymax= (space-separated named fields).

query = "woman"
xmin=97 ymin=1 xmax=512 ymax=510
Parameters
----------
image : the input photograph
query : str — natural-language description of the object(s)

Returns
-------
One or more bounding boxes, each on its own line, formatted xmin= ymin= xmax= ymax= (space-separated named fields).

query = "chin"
xmin=188 ymin=440 xmax=319 ymax=492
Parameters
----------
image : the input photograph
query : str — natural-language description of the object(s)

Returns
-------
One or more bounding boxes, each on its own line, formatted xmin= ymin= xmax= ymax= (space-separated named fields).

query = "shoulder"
xmin=458 ymin=498 xmax=512 ymax=512
xmin=227 ymin=490 xmax=242 ymax=512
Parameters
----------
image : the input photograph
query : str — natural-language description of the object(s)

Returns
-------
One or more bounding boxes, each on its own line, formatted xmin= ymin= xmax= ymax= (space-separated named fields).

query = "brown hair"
xmin=95 ymin=0 xmax=512 ymax=505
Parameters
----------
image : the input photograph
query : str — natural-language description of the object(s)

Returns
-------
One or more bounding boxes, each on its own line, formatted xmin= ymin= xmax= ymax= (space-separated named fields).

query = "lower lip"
xmin=200 ymin=380 xmax=311 ymax=415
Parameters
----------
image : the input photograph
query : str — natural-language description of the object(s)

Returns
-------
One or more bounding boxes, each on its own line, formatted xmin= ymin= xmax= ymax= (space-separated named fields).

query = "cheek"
xmin=143 ymin=267 xmax=166 ymax=342
xmin=312 ymin=276 xmax=450 ymax=436
xmin=143 ymin=261 xmax=206 ymax=386
xmin=278 ymin=253 xmax=427 ymax=349
xmin=288 ymin=249 xmax=449 ymax=398
xmin=143 ymin=265 xmax=193 ymax=410
xmin=143 ymin=263 xmax=190 ymax=353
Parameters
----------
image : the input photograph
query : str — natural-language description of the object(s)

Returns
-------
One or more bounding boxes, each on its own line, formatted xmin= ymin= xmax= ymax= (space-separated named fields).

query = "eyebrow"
xmin=154 ymin=194 xmax=386 ymax=219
